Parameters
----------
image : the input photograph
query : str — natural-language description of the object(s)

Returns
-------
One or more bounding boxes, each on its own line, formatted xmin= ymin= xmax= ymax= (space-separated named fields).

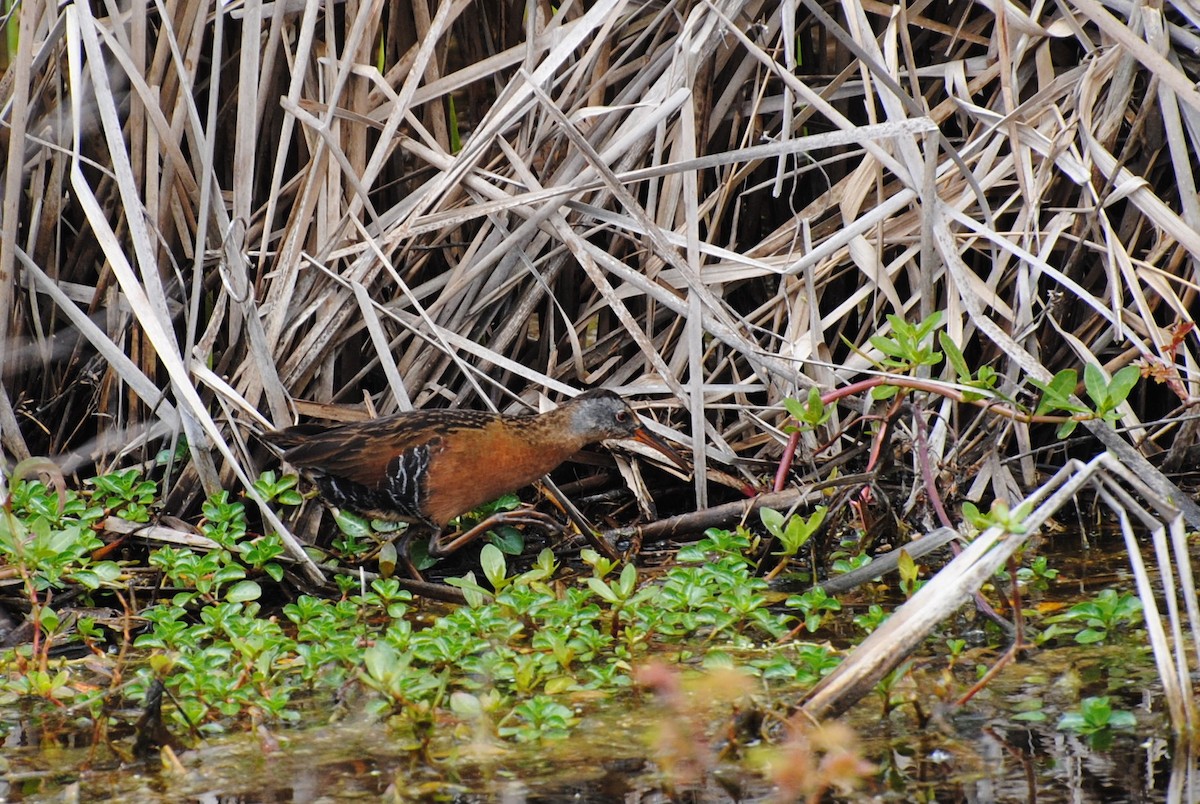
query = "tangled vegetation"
xmin=3 ymin=0 xmax=1200 ymax=796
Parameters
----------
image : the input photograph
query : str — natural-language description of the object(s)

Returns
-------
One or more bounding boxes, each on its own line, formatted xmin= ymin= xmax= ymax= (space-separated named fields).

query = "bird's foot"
xmin=429 ymin=507 xmax=563 ymax=557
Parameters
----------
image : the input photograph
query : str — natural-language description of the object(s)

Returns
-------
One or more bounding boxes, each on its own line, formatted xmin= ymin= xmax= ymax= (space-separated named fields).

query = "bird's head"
xmin=565 ymin=389 xmax=687 ymax=469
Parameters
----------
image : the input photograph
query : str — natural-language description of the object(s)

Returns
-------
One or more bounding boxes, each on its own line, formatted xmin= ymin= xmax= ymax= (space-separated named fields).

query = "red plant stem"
xmin=909 ymin=402 xmax=952 ymax=529
xmin=773 ymin=430 xmax=801 ymax=493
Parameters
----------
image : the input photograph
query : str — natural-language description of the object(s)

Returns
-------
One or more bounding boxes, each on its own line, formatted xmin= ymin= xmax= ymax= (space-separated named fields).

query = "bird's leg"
xmin=429 ymin=508 xmax=564 ymax=557
xmin=396 ymin=529 xmax=425 ymax=580
xmin=536 ymin=479 xmax=620 ymax=563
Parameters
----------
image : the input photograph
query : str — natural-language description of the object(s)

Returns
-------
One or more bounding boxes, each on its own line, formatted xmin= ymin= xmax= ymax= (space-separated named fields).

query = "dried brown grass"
xmin=5 ymin=0 xmax=1200 ymax=733
xmin=3 ymin=0 xmax=1200 ymax=532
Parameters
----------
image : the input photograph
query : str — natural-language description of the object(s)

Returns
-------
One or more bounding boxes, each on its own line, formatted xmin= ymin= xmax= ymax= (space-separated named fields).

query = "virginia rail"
xmin=265 ymin=389 xmax=686 ymax=556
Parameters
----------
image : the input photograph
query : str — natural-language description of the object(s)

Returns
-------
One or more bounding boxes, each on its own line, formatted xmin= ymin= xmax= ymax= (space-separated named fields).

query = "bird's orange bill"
xmin=631 ymin=427 xmax=689 ymax=470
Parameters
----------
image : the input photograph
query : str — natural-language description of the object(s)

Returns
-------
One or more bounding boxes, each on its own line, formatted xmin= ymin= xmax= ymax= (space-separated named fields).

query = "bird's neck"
xmin=505 ymin=404 xmax=588 ymax=457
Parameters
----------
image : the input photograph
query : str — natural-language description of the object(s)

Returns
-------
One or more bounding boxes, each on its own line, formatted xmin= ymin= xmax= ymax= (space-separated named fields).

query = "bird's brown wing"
xmin=264 ymin=408 xmax=509 ymax=489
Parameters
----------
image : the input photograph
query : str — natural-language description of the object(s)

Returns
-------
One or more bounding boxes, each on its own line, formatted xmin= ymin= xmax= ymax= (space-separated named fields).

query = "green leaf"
xmin=213 ymin=565 xmax=246 ymax=585
xmin=446 ymin=571 xmax=489 ymax=607
xmin=777 ymin=506 xmax=826 ymax=555
xmin=407 ymin=536 xmax=439 ymax=571
xmin=544 ymin=676 xmax=575 ymax=695
xmin=277 ymin=490 xmax=305 ymax=506
xmin=1083 ymin=363 xmax=1107 ymax=408
xmin=1106 ymin=710 xmax=1137 ymax=729
xmin=72 ymin=571 xmax=100 ymax=590
xmin=226 ymin=580 xmax=262 ymax=603
xmin=37 ymin=607 xmax=60 ymax=633
xmin=377 ymin=541 xmax=398 ymax=579
xmin=586 ymin=577 xmax=620 ymax=603
xmin=783 ymin=397 xmax=806 ymax=420
xmin=334 ymin=510 xmax=372 ymax=538
xmin=477 ymin=493 xmax=521 ymax=516
xmin=1107 ymin=365 xmax=1140 ymax=406
xmin=480 ymin=543 xmax=507 ymax=589
xmin=486 ymin=525 xmax=525 ymax=555
xmin=939 ymin=332 xmax=970 ymax=380
xmin=871 ymin=384 xmax=899 ymax=400
xmin=449 ymin=691 xmax=482 ymax=717
xmin=801 ymin=387 xmax=831 ymax=426
xmin=759 ymin=508 xmax=785 ymax=539
xmin=93 ymin=561 xmax=122 ymax=583
xmin=869 ymin=334 xmax=906 ymax=358
xmin=363 ymin=642 xmax=398 ymax=682
xmin=1032 ymin=369 xmax=1079 ymax=416
xmin=1057 ymin=712 xmax=1088 ymax=731
xmin=917 ymin=310 xmax=944 ymax=335
xmin=897 ymin=549 xmax=916 ymax=584
xmin=617 ymin=562 xmax=637 ymax=598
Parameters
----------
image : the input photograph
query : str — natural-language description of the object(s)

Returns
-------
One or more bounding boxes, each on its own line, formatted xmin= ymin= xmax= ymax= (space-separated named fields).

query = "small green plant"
xmin=783 ymin=387 xmax=832 ymax=429
xmin=515 ymin=547 xmax=558 ymax=588
xmin=852 ymin=604 xmax=888 ymax=634
xmin=0 ymin=668 xmax=77 ymax=704
xmin=759 ymin=505 xmax=827 ymax=580
xmin=9 ymin=479 xmax=103 ymax=528
xmin=939 ymin=333 xmax=999 ymax=399
xmin=874 ymin=659 xmax=915 ymax=715
xmin=0 ymin=478 xmax=124 ymax=673
xmin=870 ymin=312 xmax=945 ymax=372
xmin=587 ymin=562 xmax=638 ymax=610
xmin=251 ymin=471 xmax=305 ymax=506
xmin=747 ymin=643 xmax=841 ymax=684
xmin=1015 ymin=555 xmax=1059 ymax=589
xmin=88 ymin=469 xmax=158 ymax=522
xmin=2 ymin=484 xmax=845 ymax=751
xmin=868 ymin=311 xmax=944 ymax=388
xmin=0 ymin=512 xmax=121 ymax=593
xmin=149 ymin=545 xmax=254 ymax=606
xmin=961 ymin=499 xmax=1030 ymax=535
xmin=896 ymin=549 xmax=923 ymax=598
xmin=360 ymin=641 xmax=442 ymax=719
xmin=240 ymin=532 xmax=286 ymax=582
xmin=499 ymin=695 xmax=577 ymax=742
xmin=1028 ymin=369 xmax=1091 ymax=438
xmin=784 ymin=587 xmax=842 ymax=634
xmin=1083 ymin=364 xmax=1140 ymax=429
xmin=580 ymin=547 xmax=619 ymax=579
xmin=200 ymin=491 xmax=248 ymax=548
xmin=479 ymin=542 xmax=514 ymax=592
xmin=1057 ymin=695 xmax=1136 ymax=735
xmin=1029 ymin=363 xmax=1138 ymax=438
xmin=1041 ymin=589 xmax=1143 ymax=644
xmin=354 ymin=578 xmax=414 ymax=619
xmin=331 ymin=510 xmax=374 ymax=557
xmin=830 ymin=552 xmax=872 ymax=575
xmin=992 ymin=553 xmax=1060 ymax=592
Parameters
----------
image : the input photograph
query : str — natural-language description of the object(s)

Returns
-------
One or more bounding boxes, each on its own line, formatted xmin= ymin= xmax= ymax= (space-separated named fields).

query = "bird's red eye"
xmin=615 ymin=410 xmax=630 ymax=423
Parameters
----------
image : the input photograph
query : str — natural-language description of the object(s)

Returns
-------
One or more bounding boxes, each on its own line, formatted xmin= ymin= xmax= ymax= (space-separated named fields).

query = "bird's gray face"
xmin=573 ymin=396 xmax=642 ymax=440
xmin=568 ymin=390 xmax=688 ymax=469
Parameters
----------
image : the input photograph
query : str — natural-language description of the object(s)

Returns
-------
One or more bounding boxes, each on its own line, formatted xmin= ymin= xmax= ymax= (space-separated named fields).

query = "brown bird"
xmin=264 ymin=389 xmax=686 ymax=556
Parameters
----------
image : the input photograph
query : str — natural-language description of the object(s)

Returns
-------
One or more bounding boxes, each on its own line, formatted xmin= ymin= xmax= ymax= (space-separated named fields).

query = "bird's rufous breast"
xmin=419 ymin=420 xmax=582 ymax=526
